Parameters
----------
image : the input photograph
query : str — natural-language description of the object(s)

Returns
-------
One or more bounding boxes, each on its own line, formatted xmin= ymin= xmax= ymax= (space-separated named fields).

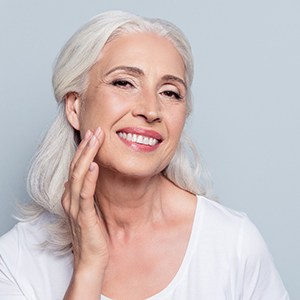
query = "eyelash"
xmin=111 ymin=79 xmax=134 ymax=88
xmin=111 ymin=79 xmax=183 ymax=101
xmin=161 ymin=90 xmax=183 ymax=100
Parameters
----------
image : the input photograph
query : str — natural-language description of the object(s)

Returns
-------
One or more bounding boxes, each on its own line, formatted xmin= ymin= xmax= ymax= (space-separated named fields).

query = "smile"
xmin=117 ymin=132 xmax=159 ymax=146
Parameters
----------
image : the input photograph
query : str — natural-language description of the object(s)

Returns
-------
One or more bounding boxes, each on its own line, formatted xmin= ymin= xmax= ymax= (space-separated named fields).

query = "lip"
xmin=116 ymin=127 xmax=163 ymax=152
xmin=117 ymin=127 xmax=163 ymax=141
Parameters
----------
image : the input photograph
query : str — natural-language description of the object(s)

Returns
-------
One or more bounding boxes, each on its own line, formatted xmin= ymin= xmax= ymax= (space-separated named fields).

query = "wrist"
xmin=64 ymin=266 xmax=106 ymax=300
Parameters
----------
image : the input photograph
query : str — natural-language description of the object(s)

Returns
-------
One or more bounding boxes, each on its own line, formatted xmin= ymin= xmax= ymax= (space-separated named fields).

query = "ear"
xmin=65 ymin=92 xmax=81 ymax=130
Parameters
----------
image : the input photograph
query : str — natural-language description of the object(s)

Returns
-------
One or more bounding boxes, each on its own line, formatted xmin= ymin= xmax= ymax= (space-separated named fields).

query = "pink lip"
xmin=117 ymin=127 xmax=163 ymax=141
xmin=116 ymin=127 xmax=163 ymax=152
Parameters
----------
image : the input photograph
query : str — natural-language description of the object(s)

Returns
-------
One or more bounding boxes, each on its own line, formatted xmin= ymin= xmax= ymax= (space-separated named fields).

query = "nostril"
xmin=145 ymin=114 xmax=161 ymax=123
xmin=133 ymin=110 xmax=162 ymax=123
xmin=131 ymin=93 xmax=162 ymax=122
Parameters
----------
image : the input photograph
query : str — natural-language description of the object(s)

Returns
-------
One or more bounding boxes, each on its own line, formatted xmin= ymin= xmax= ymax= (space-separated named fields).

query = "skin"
xmin=62 ymin=32 xmax=197 ymax=300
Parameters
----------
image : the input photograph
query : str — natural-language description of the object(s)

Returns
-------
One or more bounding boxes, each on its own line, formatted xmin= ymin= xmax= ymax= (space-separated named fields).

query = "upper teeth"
xmin=118 ymin=132 xmax=159 ymax=146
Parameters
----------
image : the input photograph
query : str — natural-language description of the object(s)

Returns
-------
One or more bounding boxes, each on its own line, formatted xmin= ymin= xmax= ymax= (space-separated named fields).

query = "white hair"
xmin=22 ymin=11 xmax=214 ymax=253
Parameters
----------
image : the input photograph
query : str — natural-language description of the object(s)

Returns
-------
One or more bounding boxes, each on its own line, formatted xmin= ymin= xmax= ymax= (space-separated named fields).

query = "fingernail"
xmin=89 ymin=163 xmax=95 ymax=172
xmin=89 ymin=135 xmax=97 ymax=147
xmin=84 ymin=130 xmax=92 ymax=140
xmin=94 ymin=127 xmax=101 ymax=137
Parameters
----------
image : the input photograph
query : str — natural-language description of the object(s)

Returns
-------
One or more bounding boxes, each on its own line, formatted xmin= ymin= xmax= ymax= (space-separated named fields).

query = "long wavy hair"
xmin=22 ymin=11 xmax=213 ymax=253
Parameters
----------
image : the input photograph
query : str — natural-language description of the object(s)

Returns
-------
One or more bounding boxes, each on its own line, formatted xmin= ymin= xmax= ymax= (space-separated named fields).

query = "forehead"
xmin=93 ymin=32 xmax=185 ymax=78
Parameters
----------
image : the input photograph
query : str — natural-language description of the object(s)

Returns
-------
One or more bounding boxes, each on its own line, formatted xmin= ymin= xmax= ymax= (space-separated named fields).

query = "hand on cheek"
xmin=62 ymin=127 xmax=109 ymax=298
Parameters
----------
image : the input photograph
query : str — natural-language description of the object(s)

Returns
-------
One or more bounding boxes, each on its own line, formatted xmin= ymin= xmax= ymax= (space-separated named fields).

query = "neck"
xmin=95 ymin=169 xmax=166 ymax=239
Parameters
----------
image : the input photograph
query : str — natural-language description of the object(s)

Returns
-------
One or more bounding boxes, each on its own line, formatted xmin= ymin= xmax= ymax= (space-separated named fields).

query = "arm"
xmin=62 ymin=128 xmax=109 ymax=300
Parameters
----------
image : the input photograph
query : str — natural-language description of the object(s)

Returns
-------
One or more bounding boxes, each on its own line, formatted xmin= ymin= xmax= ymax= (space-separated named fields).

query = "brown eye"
xmin=111 ymin=80 xmax=133 ymax=88
xmin=161 ymin=90 xmax=183 ymax=100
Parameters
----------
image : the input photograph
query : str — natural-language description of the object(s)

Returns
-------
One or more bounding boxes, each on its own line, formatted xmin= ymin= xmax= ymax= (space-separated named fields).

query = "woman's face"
xmin=70 ymin=32 xmax=187 ymax=178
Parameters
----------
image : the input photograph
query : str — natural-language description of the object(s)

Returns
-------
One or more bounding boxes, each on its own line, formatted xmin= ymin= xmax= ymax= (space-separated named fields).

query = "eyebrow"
xmin=105 ymin=66 xmax=144 ymax=77
xmin=161 ymin=74 xmax=187 ymax=89
xmin=104 ymin=66 xmax=187 ymax=89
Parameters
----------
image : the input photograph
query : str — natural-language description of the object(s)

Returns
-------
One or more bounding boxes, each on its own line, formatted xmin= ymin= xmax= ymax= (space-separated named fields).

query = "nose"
xmin=132 ymin=90 xmax=162 ymax=123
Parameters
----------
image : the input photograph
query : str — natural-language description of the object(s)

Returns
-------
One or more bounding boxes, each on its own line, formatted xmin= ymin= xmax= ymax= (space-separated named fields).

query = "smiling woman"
xmin=66 ymin=32 xmax=187 ymax=178
xmin=0 ymin=10 xmax=289 ymax=300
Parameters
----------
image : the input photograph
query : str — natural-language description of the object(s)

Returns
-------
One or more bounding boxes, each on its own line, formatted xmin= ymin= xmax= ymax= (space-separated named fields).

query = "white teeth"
xmin=137 ymin=135 xmax=143 ymax=143
xmin=118 ymin=132 xmax=159 ymax=146
xmin=149 ymin=138 xmax=158 ymax=146
xmin=143 ymin=137 xmax=149 ymax=145
xmin=126 ymin=133 xmax=132 ymax=141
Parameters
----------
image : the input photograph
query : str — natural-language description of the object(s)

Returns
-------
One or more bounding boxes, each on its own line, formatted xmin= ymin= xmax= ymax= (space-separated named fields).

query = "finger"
xmin=69 ymin=130 xmax=93 ymax=174
xmin=61 ymin=181 xmax=71 ymax=213
xmin=69 ymin=129 xmax=104 ymax=216
xmin=70 ymin=129 xmax=103 ymax=189
xmin=61 ymin=184 xmax=80 ymax=257
xmin=79 ymin=162 xmax=99 ymax=215
xmin=69 ymin=127 xmax=102 ymax=175
xmin=66 ymin=129 xmax=96 ymax=214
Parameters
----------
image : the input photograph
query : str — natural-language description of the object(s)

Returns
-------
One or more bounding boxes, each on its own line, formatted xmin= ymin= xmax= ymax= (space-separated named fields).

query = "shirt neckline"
xmin=101 ymin=195 xmax=205 ymax=300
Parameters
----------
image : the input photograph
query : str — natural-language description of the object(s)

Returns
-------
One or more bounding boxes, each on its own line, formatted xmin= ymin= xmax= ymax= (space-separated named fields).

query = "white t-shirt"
xmin=0 ymin=196 xmax=289 ymax=299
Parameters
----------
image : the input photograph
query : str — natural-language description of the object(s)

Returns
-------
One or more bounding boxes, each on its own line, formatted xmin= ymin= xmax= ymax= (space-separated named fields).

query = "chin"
xmin=98 ymin=159 xmax=165 ymax=180
xmin=95 ymin=146 xmax=172 ymax=179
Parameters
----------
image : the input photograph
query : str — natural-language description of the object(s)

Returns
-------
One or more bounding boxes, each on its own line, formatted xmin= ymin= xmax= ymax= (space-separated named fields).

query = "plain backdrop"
xmin=0 ymin=0 xmax=299 ymax=298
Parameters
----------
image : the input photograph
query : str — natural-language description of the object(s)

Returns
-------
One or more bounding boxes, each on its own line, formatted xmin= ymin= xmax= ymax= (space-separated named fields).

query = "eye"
xmin=161 ymin=90 xmax=183 ymax=101
xmin=111 ymin=79 xmax=134 ymax=88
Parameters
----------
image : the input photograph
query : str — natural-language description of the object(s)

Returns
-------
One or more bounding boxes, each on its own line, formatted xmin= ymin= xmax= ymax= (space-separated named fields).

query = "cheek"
xmin=79 ymin=91 xmax=130 ymax=132
xmin=167 ymin=108 xmax=186 ymax=136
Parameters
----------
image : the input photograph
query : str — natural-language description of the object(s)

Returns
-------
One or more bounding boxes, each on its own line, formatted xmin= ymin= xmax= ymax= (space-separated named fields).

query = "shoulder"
xmin=196 ymin=195 xmax=248 ymax=235
xmin=194 ymin=196 xmax=289 ymax=299
xmin=0 ymin=212 xmax=61 ymax=275
xmin=196 ymin=195 xmax=271 ymax=255
xmin=197 ymin=197 xmax=269 ymax=255
xmin=0 ymin=214 xmax=72 ymax=299
xmin=194 ymin=196 xmax=278 ymax=269
xmin=0 ymin=213 xmax=51 ymax=252
xmin=198 ymin=195 xmax=245 ymax=219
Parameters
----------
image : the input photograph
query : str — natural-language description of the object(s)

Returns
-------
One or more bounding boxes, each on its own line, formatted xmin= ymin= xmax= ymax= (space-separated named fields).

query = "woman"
xmin=0 ymin=11 xmax=289 ymax=300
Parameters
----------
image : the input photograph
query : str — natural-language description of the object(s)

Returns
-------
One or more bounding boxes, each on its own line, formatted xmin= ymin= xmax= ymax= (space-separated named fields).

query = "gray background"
xmin=0 ymin=0 xmax=299 ymax=298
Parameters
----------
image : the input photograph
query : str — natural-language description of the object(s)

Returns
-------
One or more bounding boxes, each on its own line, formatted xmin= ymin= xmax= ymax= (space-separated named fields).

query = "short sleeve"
xmin=238 ymin=216 xmax=289 ymax=300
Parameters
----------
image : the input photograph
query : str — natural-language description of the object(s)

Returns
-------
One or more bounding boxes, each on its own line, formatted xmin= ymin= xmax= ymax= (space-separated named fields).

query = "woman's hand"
xmin=62 ymin=127 xmax=108 ymax=299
